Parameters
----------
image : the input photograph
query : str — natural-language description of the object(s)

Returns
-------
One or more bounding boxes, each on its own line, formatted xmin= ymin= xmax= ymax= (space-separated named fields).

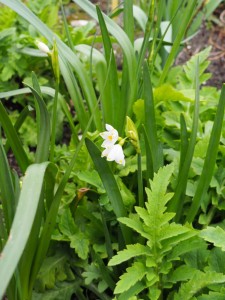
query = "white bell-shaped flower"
xmin=100 ymin=124 xmax=118 ymax=148
xmin=102 ymin=144 xmax=125 ymax=166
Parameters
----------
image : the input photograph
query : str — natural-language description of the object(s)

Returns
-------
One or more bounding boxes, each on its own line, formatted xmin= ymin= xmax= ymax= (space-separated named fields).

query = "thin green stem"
xmin=50 ymin=82 xmax=59 ymax=162
xmin=138 ymin=153 xmax=144 ymax=207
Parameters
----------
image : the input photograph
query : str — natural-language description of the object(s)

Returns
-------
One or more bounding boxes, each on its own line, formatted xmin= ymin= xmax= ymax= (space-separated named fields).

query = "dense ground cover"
xmin=1 ymin=1 xmax=225 ymax=299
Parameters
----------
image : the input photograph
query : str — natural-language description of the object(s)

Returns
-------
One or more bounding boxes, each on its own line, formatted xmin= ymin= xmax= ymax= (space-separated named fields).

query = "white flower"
xmin=102 ymin=144 xmax=125 ymax=166
xmin=100 ymin=124 xmax=118 ymax=148
xmin=37 ymin=41 xmax=51 ymax=54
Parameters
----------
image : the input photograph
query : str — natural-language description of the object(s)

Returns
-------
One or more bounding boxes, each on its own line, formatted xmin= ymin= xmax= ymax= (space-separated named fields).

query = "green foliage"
xmin=109 ymin=164 xmax=196 ymax=298
xmin=0 ymin=0 xmax=225 ymax=299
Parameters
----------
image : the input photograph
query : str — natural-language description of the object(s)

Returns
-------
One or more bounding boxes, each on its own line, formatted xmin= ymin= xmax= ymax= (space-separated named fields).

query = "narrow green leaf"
xmin=4 ymin=106 xmax=33 ymax=153
xmin=85 ymin=138 xmax=131 ymax=244
xmin=186 ymin=84 xmax=225 ymax=222
xmin=159 ymin=0 xmax=197 ymax=84
xmin=25 ymin=77 xmax=51 ymax=163
xmin=73 ymin=0 xmax=137 ymax=119
xmin=143 ymin=62 xmax=162 ymax=175
xmin=169 ymin=59 xmax=200 ymax=221
xmin=0 ymin=139 xmax=15 ymax=232
xmin=0 ymin=101 xmax=29 ymax=173
xmin=96 ymin=6 xmax=121 ymax=129
xmin=0 ymin=162 xmax=57 ymax=299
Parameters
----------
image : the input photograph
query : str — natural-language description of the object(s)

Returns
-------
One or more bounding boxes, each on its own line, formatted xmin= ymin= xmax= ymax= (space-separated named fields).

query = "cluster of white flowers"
xmin=100 ymin=124 xmax=125 ymax=166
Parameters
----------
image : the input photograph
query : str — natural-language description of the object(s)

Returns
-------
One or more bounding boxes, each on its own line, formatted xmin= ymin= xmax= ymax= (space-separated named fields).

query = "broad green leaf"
xmin=70 ymin=232 xmax=89 ymax=260
xmin=154 ymin=84 xmax=192 ymax=104
xmin=114 ymin=261 xmax=147 ymax=294
xmin=169 ymin=265 xmax=198 ymax=283
xmin=200 ymin=226 xmax=225 ymax=251
xmin=108 ymin=244 xmax=150 ymax=266
xmin=75 ymin=170 xmax=104 ymax=193
xmin=0 ymin=162 xmax=57 ymax=299
xmin=34 ymin=253 xmax=69 ymax=292
xmin=58 ymin=208 xmax=77 ymax=237
xmin=208 ymin=248 xmax=225 ymax=274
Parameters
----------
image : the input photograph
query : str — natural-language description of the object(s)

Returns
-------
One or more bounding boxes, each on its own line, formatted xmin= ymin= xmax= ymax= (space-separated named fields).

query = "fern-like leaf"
xmin=108 ymin=244 xmax=150 ymax=266
xmin=174 ymin=271 xmax=225 ymax=300
xmin=114 ymin=261 xmax=147 ymax=294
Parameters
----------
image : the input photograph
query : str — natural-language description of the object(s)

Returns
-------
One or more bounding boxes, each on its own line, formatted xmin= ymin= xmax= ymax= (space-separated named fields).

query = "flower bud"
xmin=125 ymin=116 xmax=140 ymax=153
xmin=37 ymin=41 xmax=51 ymax=54
xmin=51 ymin=39 xmax=60 ymax=84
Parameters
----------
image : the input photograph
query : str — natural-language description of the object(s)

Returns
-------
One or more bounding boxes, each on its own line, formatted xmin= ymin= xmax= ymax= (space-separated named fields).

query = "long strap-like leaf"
xmin=186 ymin=84 xmax=225 ymax=222
xmin=0 ymin=162 xmax=57 ymax=299
xmin=85 ymin=138 xmax=131 ymax=245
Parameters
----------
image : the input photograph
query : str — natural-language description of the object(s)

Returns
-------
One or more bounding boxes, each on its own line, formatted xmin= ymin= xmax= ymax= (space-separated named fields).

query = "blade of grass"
xmin=96 ymin=6 xmax=121 ymax=130
xmin=159 ymin=0 xmax=197 ymax=85
xmin=25 ymin=74 xmax=51 ymax=163
xmin=85 ymin=138 xmax=131 ymax=245
xmin=168 ymin=59 xmax=200 ymax=222
xmin=0 ymin=162 xmax=57 ymax=299
xmin=0 ymin=101 xmax=29 ymax=173
xmin=123 ymin=0 xmax=134 ymax=44
xmin=72 ymin=0 xmax=137 ymax=119
xmin=143 ymin=61 xmax=163 ymax=174
xmin=4 ymin=106 xmax=33 ymax=153
xmin=0 ymin=138 xmax=15 ymax=232
xmin=186 ymin=84 xmax=225 ymax=223
xmin=0 ymin=87 xmax=78 ymax=144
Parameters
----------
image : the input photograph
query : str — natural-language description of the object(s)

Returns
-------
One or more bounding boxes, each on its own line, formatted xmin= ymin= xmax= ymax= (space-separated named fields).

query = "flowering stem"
xmin=138 ymin=153 xmax=144 ymax=207
xmin=50 ymin=82 xmax=59 ymax=162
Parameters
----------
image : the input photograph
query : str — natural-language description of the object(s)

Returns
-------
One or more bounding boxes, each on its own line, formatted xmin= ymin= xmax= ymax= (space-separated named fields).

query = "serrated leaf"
xmin=70 ymin=231 xmax=89 ymax=260
xmin=114 ymin=261 xmax=147 ymax=294
xmin=58 ymin=208 xmax=77 ymax=237
xmin=145 ymin=164 xmax=174 ymax=215
xmin=197 ymin=291 xmax=225 ymax=300
xmin=154 ymin=84 xmax=192 ymax=105
xmin=108 ymin=244 xmax=150 ymax=266
xmin=174 ymin=271 xmax=225 ymax=300
xmin=82 ymin=263 xmax=101 ymax=285
xmin=32 ymin=281 xmax=79 ymax=300
xmin=118 ymin=217 xmax=151 ymax=240
xmin=200 ymin=226 xmax=225 ymax=251
xmin=34 ymin=254 xmax=68 ymax=292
